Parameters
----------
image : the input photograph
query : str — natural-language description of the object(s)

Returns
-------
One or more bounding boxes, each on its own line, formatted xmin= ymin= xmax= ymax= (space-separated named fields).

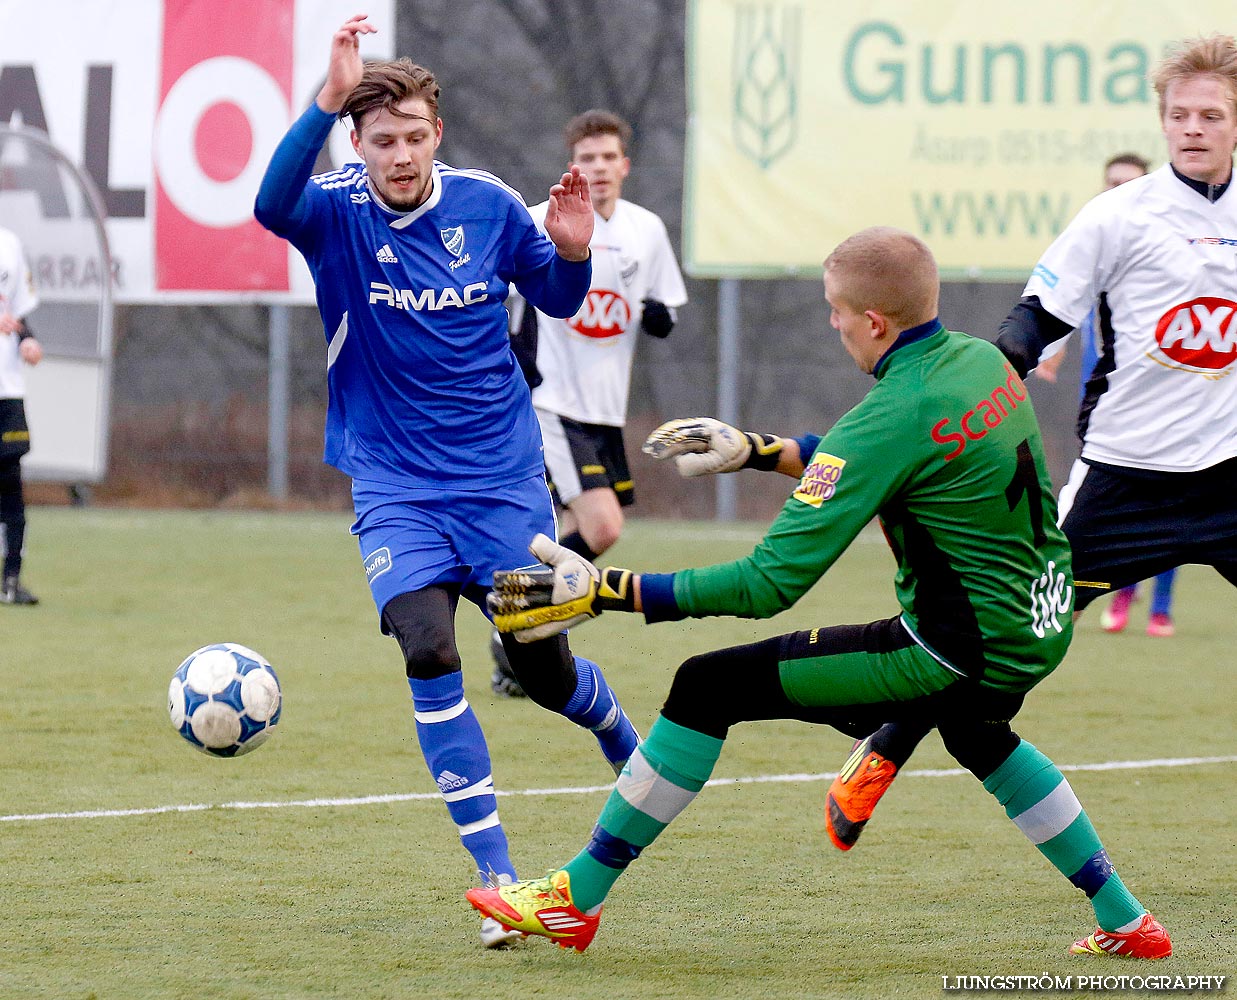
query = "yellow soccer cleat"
xmin=466 ymin=870 xmax=601 ymax=952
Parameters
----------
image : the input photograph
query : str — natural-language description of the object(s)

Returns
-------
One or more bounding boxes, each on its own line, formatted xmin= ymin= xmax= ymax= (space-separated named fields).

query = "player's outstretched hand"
xmin=317 ymin=14 xmax=377 ymax=113
xmin=488 ymin=534 xmax=603 ymax=642
xmin=643 ymin=417 xmax=754 ymax=477
xmin=544 ymin=166 xmax=594 ymax=262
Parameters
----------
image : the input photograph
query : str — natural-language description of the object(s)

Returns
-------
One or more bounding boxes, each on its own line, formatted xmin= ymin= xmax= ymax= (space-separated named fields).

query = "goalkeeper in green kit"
xmin=468 ymin=227 xmax=1170 ymax=959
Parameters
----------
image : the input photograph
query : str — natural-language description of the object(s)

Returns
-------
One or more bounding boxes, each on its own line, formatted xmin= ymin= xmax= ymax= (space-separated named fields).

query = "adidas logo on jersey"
xmin=436 ymin=770 xmax=470 ymax=791
xmin=376 ymin=244 xmax=399 ymax=263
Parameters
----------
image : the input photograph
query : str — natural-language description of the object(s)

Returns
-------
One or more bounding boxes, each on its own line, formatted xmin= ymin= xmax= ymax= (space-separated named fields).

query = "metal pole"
xmin=716 ymin=278 xmax=740 ymax=521
xmin=268 ymin=304 xmax=290 ymax=501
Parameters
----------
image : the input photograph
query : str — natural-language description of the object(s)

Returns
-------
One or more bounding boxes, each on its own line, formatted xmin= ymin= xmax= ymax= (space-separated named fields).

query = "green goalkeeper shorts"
xmin=777 ymin=615 xmax=961 ymax=708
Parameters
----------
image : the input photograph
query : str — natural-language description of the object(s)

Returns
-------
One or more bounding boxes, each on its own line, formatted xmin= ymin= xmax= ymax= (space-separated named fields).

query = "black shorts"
xmin=1058 ymin=456 xmax=1237 ymax=610
xmin=536 ymin=411 xmax=634 ymax=508
xmin=0 ymin=398 xmax=31 ymax=460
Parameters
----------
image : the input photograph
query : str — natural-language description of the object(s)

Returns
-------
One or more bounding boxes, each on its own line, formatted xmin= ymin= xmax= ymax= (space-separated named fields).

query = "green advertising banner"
xmin=684 ymin=0 xmax=1231 ymax=278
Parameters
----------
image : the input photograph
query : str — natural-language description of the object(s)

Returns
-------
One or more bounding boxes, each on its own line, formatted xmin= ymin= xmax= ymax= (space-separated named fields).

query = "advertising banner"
xmin=685 ymin=0 xmax=1232 ymax=278
xmin=0 ymin=0 xmax=393 ymax=303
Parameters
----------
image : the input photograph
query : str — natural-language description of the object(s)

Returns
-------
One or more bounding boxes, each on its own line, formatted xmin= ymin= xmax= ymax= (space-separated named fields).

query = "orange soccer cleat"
xmin=1070 ymin=912 xmax=1173 ymax=959
xmin=825 ymin=735 xmax=898 ymax=851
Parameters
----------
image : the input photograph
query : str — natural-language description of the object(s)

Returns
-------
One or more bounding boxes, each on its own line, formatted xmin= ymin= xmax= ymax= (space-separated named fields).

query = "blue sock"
xmin=408 ymin=673 xmax=514 ymax=882
xmin=1150 ymin=569 xmax=1176 ymax=617
xmin=561 ymin=656 xmax=640 ymax=769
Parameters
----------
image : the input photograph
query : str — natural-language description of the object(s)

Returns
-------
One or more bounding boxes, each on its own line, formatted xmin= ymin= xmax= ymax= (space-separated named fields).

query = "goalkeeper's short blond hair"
xmin=823 ymin=227 xmax=939 ymax=332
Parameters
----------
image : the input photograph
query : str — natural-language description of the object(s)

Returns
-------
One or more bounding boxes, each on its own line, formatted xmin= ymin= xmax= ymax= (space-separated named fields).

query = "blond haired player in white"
xmin=494 ymin=110 xmax=688 ymax=696
xmin=0 ymin=226 xmax=43 ymax=605
xmin=1005 ymin=35 xmax=1237 ymax=610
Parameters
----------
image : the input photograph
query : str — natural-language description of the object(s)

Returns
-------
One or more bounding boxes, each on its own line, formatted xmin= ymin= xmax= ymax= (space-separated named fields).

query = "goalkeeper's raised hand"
xmin=642 ymin=417 xmax=785 ymax=477
xmin=487 ymin=534 xmax=638 ymax=643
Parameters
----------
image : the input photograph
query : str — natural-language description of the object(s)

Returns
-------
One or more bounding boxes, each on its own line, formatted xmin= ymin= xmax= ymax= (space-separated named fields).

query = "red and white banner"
xmin=0 ymin=0 xmax=393 ymax=303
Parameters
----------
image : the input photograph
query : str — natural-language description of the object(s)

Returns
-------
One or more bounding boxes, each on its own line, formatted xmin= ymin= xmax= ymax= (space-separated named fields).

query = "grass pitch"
xmin=2 ymin=509 xmax=1234 ymax=999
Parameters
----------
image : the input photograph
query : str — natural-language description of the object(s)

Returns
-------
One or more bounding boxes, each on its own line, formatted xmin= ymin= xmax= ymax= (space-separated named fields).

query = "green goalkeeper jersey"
xmin=671 ymin=323 xmax=1073 ymax=692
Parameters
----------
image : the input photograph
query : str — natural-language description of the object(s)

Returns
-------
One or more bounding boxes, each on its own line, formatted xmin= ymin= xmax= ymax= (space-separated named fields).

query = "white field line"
xmin=3 ymin=755 xmax=1234 ymax=825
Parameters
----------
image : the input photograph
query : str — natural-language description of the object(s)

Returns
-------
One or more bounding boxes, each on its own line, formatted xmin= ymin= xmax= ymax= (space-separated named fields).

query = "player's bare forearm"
xmin=775 ymin=438 xmax=805 ymax=478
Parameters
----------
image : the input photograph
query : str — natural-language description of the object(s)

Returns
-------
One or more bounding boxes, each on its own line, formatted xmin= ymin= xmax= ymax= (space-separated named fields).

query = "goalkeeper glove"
xmin=487 ymin=533 xmax=637 ymax=643
xmin=640 ymin=298 xmax=674 ymax=338
xmin=642 ymin=417 xmax=784 ymax=477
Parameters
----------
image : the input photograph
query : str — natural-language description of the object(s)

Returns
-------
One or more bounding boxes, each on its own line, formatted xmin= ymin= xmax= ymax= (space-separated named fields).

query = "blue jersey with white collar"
xmin=255 ymin=104 xmax=591 ymax=489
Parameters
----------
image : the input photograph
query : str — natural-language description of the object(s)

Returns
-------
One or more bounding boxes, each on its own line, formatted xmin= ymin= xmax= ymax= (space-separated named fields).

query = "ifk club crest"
xmin=440 ymin=226 xmax=466 ymax=257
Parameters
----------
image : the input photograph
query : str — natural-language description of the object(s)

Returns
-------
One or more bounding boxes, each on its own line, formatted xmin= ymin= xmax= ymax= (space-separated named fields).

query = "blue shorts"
xmin=350 ymin=472 xmax=557 ymax=620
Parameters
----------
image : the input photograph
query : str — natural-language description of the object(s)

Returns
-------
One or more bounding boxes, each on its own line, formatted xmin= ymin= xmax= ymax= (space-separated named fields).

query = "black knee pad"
xmin=381 ymin=590 xmax=462 ymax=679
xmin=501 ymin=631 xmax=576 ymax=711
xmin=939 ymin=720 xmax=1021 ymax=781
xmin=661 ymin=641 xmax=785 ymax=739
xmin=0 ymin=458 xmax=21 ymax=498
xmin=0 ymin=491 xmax=24 ymax=527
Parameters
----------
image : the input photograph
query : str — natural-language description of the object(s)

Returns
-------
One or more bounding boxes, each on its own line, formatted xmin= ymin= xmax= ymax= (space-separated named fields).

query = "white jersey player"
xmin=0 ymin=226 xmax=44 ymax=605
xmin=1023 ymin=163 xmax=1237 ymax=474
xmin=493 ymin=110 xmax=687 ymax=697
xmin=993 ymin=35 xmax=1237 ymax=611
xmin=527 ymin=195 xmax=688 ymax=429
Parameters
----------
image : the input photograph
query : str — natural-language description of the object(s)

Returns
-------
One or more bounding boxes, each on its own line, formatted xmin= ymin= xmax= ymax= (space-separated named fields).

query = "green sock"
xmin=563 ymin=716 xmax=725 ymax=911
xmin=984 ymin=740 xmax=1145 ymax=931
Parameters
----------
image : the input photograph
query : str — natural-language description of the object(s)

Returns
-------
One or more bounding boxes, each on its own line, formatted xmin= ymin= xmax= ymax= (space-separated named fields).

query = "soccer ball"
xmin=168 ymin=643 xmax=282 ymax=757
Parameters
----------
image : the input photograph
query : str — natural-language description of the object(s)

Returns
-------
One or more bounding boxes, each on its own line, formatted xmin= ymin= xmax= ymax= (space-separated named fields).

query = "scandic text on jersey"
xmin=931 ymin=362 xmax=1028 ymax=461
xmin=369 ymin=281 xmax=489 ymax=312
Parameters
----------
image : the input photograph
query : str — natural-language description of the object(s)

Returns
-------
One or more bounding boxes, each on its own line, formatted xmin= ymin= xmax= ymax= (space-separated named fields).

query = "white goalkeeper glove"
xmin=487 ymin=533 xmax=637 ymax=643
xmin=642 ymin=417 xmax=785 ymax=477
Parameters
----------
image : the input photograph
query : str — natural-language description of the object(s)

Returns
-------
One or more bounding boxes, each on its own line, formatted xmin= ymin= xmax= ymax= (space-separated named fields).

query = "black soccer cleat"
xmin=1 ymin=575 xmax=39 ymax=606
xmin=489 ymin=629 xmax=526 ymax=698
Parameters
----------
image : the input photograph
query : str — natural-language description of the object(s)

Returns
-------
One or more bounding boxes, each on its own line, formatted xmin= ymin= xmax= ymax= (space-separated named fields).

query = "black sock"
xmin=0 ymin=488 xmax=24 ymax=579
xmin=867 ymin=720 xmax=932 ymax=769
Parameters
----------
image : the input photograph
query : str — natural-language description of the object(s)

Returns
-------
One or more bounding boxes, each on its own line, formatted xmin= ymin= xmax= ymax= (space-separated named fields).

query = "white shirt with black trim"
xmin=0 ymin=227 xmax=39 ymax=400
xmin=1025 ymin=164 xmax=1237 ymax=473
xmin=524 ymin=199 xmax=687 ymax=427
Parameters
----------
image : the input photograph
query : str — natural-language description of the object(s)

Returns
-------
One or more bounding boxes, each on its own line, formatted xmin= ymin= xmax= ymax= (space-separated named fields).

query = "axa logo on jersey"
xmin=569 ymin=289 xmax=631 ymax=339
xmin=369 ymin=281 xmax=488 ymax=311
xmin=1156 ymin=297 xmax=1237 ymax=371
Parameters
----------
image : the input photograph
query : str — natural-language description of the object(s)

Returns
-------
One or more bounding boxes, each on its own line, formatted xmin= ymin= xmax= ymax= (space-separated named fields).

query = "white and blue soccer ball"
xmin=168 ymin=643 xmax=282 ymax=757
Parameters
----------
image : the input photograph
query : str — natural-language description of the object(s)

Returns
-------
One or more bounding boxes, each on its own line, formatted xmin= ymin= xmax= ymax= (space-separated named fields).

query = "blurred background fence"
xmin=11 ymin=0 xmax=1117 ymax=517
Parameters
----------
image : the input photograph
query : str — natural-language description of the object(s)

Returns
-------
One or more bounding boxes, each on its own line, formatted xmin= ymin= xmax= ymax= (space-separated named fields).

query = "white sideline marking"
xmin=2 ymin=755 xmax=1234 ymax=825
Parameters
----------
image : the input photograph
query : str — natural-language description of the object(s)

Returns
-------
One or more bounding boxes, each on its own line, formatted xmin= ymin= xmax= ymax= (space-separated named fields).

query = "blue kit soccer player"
xmin=254 ymin=14 xmax=640 ymax=947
